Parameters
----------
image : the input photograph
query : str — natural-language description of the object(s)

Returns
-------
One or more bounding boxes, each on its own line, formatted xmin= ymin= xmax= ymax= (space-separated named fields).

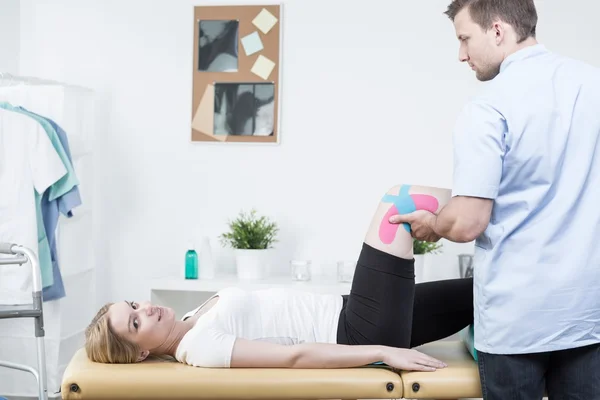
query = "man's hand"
xmin=389 ymin=210 xmax=441 ymax=242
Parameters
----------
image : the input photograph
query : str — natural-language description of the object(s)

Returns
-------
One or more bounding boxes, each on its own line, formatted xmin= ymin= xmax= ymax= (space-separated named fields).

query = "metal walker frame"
xmin=0 ymin=242 xmax=48 ymax=400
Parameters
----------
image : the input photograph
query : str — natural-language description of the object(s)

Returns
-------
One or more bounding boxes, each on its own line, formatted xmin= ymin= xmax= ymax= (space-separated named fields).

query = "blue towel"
xmin=16 ymin=107 xmax=82 ymax=301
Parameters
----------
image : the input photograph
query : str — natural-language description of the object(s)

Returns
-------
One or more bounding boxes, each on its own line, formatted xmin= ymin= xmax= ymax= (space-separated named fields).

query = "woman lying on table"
xmin=85 ymin=184 xmax=475 ymax=372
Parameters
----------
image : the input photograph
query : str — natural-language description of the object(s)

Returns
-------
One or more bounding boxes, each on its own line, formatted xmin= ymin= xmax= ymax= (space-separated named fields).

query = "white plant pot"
xmin=235 ymin=249 xmax=269 ymax=280
xmin=414 ymin=254 xmax=425 ymax=284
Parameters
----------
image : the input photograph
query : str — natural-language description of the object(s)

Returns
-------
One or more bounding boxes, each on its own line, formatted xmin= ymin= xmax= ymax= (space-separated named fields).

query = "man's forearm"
xmin=430 ymin=199 xmax=481 ymax=243
xmin=431 ymin=210 xmax=463 ymax=242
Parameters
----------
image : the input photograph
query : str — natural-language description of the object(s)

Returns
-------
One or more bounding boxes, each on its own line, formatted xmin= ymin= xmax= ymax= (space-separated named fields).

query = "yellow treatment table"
xmin=61 ymin=340 xmax=482 ymax=400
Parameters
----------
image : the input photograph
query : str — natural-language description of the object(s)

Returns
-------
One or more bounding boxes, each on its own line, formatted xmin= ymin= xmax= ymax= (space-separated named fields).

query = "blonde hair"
xmin=84 ymin=303 xmax=140 ymax=364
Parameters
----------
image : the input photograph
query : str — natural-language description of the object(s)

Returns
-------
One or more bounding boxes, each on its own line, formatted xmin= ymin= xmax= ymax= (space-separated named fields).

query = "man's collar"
xmin=500 ymin=44 xmax=548 ymax=73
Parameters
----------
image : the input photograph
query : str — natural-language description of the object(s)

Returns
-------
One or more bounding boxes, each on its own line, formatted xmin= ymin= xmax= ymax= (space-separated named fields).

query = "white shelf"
xmin=148 ymin=274 xmax=353 ymax=296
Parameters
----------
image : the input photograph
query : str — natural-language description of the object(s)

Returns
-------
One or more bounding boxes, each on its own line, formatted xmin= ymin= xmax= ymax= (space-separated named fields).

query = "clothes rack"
xmin=0 ymin=71 xmax=95 ymax=398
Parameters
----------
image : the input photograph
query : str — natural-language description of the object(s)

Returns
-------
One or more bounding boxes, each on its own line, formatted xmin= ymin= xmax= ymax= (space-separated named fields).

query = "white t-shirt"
xmin=175 ymin=287 xmax=344 ymax=367
xmin=0 ymin=108 xmax=66 ymax=304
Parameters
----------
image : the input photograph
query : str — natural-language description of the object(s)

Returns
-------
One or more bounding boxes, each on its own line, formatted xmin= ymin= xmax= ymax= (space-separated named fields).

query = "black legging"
xmin=337 ymin=243 xmax=474 ymax=348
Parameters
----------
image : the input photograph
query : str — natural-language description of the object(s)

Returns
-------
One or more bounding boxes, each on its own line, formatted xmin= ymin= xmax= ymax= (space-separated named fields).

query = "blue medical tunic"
xmin=452 ymin=44 xmax=600 ymax=354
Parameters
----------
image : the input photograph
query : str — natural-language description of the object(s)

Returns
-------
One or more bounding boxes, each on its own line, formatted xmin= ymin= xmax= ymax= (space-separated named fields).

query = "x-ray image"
xmin=213 ymin=83 xmax=275 ymax=136
xmin=198 ymin=20 xmax=239 ymax=72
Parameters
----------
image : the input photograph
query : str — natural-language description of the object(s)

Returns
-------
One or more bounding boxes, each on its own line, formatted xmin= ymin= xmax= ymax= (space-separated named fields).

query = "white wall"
xmin=17 ymin=0 xmax=600 ymax=306
xmin=0 ymin=0 xmax=20 ymax=74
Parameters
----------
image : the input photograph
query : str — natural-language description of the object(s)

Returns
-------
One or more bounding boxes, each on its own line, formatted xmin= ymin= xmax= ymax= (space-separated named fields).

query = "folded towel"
xmin=459 ymin=324 xmax=478 ymax=361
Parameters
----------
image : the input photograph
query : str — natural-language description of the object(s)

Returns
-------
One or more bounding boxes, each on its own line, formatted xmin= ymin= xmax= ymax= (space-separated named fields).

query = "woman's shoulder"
xmin=175 ymin=323 xmax=238 ymax=368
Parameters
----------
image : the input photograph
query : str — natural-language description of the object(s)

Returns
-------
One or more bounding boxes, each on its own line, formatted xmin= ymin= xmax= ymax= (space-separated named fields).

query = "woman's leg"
xmin=410 ymin=277 xmax=473 ymax=347
xmin=337 ymin=184 xmax=473 ymax=348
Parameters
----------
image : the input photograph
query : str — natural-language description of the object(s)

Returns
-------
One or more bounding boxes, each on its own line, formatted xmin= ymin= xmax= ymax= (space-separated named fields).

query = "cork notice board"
xmin=191 ymin=5 xmax=281 ymax=143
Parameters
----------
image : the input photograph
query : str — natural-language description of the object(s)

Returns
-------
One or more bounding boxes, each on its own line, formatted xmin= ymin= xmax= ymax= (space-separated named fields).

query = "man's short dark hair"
xmin=444 ymin=0 xmax=537 ymax=43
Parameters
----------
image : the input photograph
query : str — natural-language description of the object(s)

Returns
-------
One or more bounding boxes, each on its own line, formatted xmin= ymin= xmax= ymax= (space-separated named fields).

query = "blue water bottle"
xmin=185 ymin=243 xmax=198 ymax=279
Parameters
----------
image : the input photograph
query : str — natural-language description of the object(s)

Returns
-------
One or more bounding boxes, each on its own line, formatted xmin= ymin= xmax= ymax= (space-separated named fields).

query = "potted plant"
xmin=413 ymin=238 xmax=443 ymax=283
xmin=219 ymin=209 xmax=279 ymax=280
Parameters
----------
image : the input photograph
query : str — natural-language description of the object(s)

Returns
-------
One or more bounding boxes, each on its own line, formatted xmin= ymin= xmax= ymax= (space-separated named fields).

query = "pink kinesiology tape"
xmin=378 ymin=194 xmax=440 ymax=245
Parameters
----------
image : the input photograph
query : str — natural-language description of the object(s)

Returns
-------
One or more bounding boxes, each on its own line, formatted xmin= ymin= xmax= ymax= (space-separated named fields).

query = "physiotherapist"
xmin=390 ymin=0 xmax=600 ymax=399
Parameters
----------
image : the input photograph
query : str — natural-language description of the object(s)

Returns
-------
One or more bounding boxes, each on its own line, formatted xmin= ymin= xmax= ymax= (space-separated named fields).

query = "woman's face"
xmin=108 ymin=301 xmax=176 ymax=355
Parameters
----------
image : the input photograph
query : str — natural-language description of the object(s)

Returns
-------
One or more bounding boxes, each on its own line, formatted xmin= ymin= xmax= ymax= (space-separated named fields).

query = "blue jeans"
xmin=478 ymin=343 xmax=600 ymax=400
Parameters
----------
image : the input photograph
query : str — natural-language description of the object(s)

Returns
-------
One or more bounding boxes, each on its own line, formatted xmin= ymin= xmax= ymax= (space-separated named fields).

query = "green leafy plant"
xmin=413 ymin=238 xmax=443 ymax=255
xmin=219 ymin=209 xmax=279 ymax=250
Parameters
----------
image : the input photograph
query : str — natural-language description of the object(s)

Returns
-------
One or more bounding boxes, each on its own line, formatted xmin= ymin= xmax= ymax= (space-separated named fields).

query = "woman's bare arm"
xmin=230 ymin=338 xmax=446 ymax=371
xmin=231 ymin=338 xmax=384 ymax=368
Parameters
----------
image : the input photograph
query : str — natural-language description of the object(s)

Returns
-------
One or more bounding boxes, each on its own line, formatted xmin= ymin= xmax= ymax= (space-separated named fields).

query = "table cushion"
xmin=61 ymin=348 xmax=403 ymax=399
xmin=400 ymin=340 xmax=482 ymax=399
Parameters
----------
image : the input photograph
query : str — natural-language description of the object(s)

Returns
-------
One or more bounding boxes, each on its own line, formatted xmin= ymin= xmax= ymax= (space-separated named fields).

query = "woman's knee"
xmin=363 ymin=183 xmax=451 ymax=259
xmin=381 ymin=184 xmax=451 ymax=215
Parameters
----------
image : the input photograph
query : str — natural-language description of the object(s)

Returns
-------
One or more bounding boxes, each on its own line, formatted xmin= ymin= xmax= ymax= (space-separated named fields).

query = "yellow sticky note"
xmin=251 ymin=55 xmax=276 ymax=80
xmin=252 ymin=8 xmax=278 ymax=34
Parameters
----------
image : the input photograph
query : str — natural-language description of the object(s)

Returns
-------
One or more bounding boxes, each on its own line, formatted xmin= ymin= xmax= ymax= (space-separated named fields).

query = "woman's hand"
xmin=382 ymin=347 xmax=448 ymax=372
